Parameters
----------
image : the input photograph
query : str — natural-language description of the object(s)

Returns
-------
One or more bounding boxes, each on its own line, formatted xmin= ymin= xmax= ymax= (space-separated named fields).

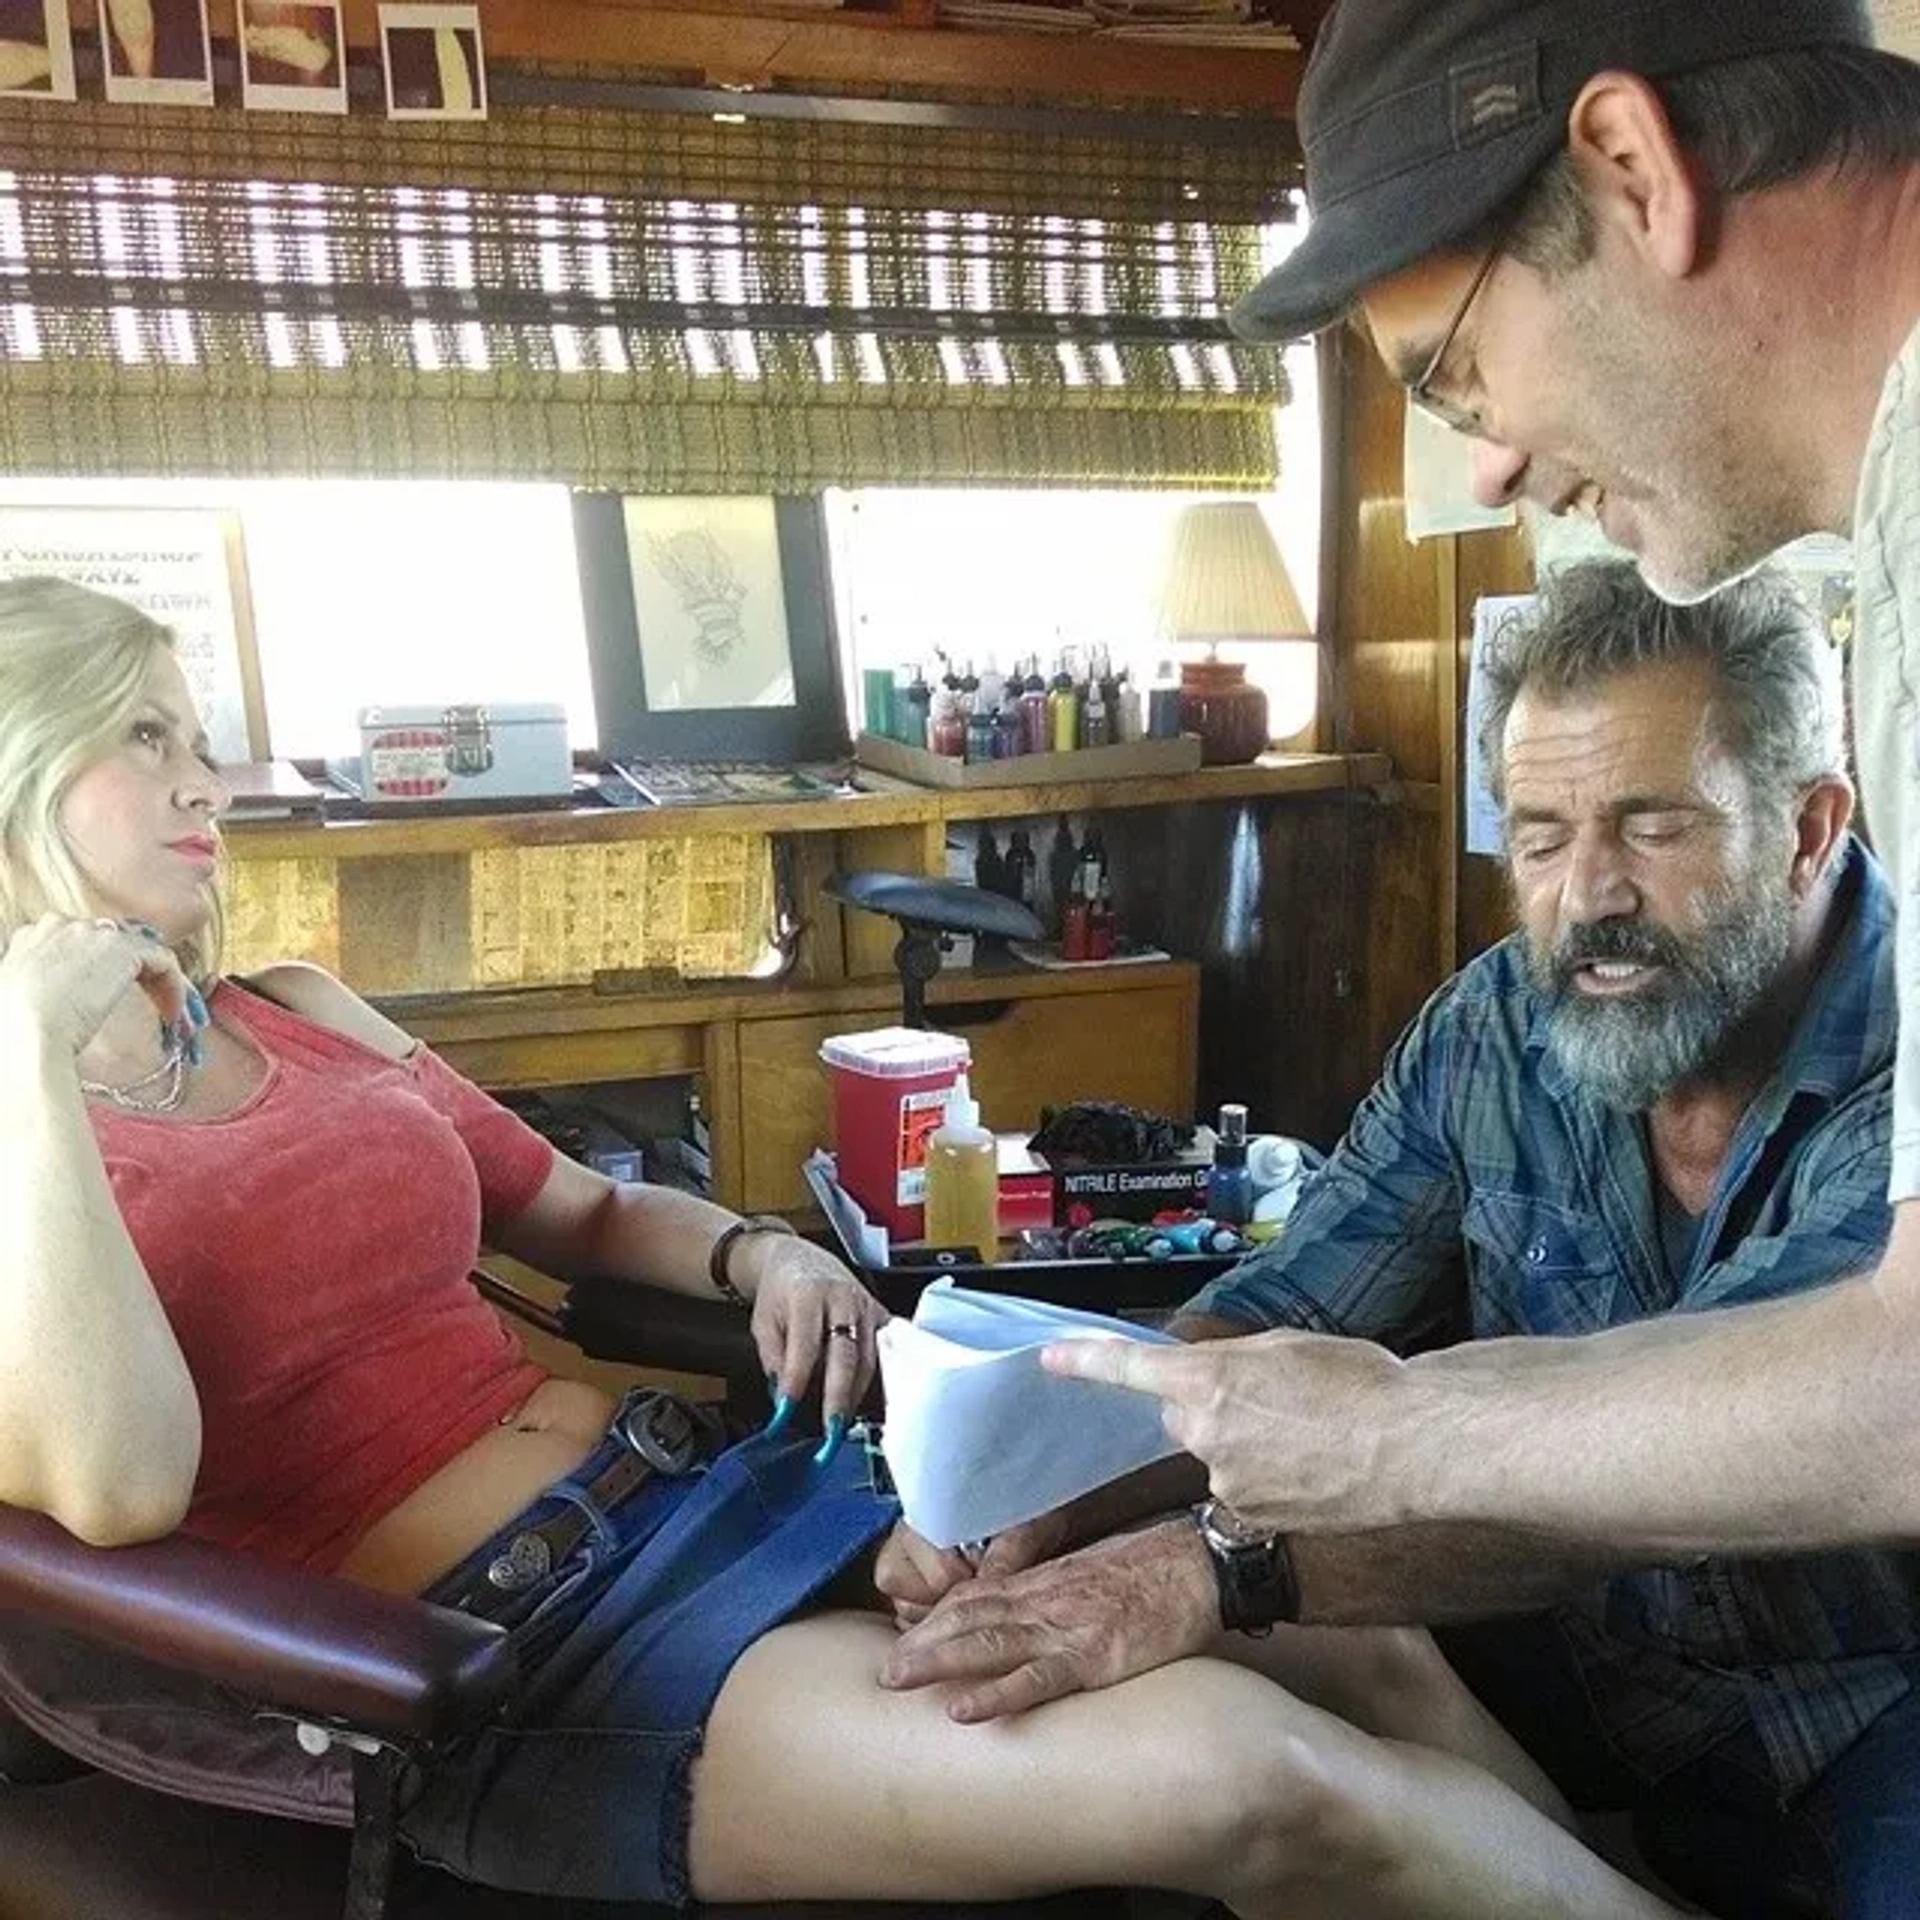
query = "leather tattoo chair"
xmin=0 ymin=1276 xmax=1202 ymax=1920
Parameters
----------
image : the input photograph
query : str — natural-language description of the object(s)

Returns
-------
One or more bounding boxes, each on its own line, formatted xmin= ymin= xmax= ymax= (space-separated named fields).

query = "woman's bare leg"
xmin=689 ymin=1611 xmax=1685 ymax=1919
xmin=1212 ymin=1620 xmax=1574 ymax=1824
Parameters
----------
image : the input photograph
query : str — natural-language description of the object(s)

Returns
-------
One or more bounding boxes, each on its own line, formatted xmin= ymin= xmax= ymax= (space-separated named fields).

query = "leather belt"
xmin=442 ymin=1390 xmax=705 ymax=1623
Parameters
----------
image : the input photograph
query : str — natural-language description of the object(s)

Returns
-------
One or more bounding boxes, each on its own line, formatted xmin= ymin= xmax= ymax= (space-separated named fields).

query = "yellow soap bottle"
xmin=922 ymin=1072 xmax=999 ymax=1264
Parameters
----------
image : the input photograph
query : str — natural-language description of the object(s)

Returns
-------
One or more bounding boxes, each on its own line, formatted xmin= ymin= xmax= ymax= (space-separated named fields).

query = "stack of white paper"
xmin=876 ymin=1282 xmax=1181 ymax=1548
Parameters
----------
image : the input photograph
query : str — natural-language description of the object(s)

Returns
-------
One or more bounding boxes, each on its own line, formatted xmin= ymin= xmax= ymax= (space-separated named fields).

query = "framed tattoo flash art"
xmin=239 ymin=0 xmax=346 ymax=113
xmin=0 ymin=0 xmax=75 ymax=100
xmin=98 ymin=0 xmax=212 ymax=107
xmin=575 ymin=495 xmax=848 ymax=766
xmin=379 ymin=2 xmax=485 ymax=120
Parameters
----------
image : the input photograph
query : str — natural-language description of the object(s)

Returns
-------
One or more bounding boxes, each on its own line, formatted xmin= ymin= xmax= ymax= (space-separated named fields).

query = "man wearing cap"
xmin=1042 ymin=8 xmax=1920 ymax=1566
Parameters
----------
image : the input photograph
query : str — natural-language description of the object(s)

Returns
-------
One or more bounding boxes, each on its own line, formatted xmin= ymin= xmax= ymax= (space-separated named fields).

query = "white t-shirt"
xmin=1850 ymin=316 xmax=1920 ymax=1199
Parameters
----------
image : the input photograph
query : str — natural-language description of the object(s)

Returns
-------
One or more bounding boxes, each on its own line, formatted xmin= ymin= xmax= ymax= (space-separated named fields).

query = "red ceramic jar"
xmin=1179 ymin=659 xmax=1270 ymax=766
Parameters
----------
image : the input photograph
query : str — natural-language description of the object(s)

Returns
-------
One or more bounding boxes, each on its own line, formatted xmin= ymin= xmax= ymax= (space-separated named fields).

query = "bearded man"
xmin=881 ymin=560 xmax=1920 ymax=1915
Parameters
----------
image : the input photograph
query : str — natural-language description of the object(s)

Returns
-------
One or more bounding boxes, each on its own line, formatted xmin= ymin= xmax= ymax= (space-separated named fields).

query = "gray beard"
xmin=1531 ymin=879 xmax=1796 ymax=1112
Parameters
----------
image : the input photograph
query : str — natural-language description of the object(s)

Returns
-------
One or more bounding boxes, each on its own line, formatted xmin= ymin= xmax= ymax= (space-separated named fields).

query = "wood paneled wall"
xmin=1455 ymin=523 xmax=1535 ymax=962
xmin=1320 ymin=326 xmax=1537 ymax=1116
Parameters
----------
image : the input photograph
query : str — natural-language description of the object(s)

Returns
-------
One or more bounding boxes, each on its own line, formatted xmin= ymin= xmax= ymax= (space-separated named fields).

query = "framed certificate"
xmin=0 ymin=505 xmax=267 ymax=763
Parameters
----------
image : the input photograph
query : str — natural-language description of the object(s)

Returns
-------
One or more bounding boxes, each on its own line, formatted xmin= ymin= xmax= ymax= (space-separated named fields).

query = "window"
xmin=826 ymin=218 xmax=1321 ymax=740
xmin=0 ymin=477 xmax=593 ymax=759
xmin=0 ymin=220 xmax=1315 ymax=764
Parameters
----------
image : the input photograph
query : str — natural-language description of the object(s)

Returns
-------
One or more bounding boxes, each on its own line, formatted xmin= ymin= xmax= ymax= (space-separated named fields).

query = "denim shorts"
xmin=397 ymin=1397 xmax=897 ymax=1906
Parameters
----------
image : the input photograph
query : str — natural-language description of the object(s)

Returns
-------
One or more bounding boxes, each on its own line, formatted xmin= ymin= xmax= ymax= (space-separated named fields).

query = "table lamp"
xmin=1157 ymin=501 xmax=1316 ymax=764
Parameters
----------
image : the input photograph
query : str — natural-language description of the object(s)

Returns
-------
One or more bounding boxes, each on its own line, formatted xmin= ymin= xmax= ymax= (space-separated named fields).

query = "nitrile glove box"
xmin=329 ymin=703 xmax=572 ymax=806
xmin=1052 ymin=1159 xmax=1211 ymax=1226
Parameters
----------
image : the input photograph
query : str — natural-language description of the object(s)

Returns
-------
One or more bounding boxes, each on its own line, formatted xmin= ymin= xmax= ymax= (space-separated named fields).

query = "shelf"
xmin=222 ymin=787 xmax=935 ymax=860
xmin=222 ymin=752 xmax=1392 ymax=861
xmin=871 ymin=751 xmax=1394 ymax=823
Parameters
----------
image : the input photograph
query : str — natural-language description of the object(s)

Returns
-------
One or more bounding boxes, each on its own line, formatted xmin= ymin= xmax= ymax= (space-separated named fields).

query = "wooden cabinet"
xmin=405 ymin=960 xmax=1199 ymax=1215
xmin=226 ymin=759 xmax=1379 ymax=1213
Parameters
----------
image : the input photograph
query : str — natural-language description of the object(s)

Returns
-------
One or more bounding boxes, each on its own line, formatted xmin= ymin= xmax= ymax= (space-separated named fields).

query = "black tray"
xmin=805 ymin=1158 xmax=1232 ymax=1318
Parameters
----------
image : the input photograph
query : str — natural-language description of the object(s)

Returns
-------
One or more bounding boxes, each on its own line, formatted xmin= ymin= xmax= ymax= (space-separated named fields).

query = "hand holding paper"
xmin=1043 ymin=1325 xmax=1416 ymax=1536
xmin=875 ymin=1283 xmax=1181 ymax=1548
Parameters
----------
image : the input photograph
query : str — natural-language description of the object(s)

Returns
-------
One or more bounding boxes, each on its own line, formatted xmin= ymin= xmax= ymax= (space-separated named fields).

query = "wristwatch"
xmin=1192 ymin=1498 xmax=1300 ymax=1635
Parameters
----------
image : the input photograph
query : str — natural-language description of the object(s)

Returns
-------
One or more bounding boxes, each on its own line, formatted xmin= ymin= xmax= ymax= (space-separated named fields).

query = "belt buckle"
xmin=485 ymin=1529 xmax=554 ymax=1595
xmin=617 ymin=1389 xmax=699 ymax=1475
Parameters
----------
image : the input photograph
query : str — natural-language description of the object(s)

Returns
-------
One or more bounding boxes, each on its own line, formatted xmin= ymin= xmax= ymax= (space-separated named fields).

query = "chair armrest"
xmin=560 ymin=1280 xmax=769 ymax=1387
xmin=0 ymin=1505 xmax=516 ymax=1744
xmin=472 ymin=1263 xmax=768 ymax=1393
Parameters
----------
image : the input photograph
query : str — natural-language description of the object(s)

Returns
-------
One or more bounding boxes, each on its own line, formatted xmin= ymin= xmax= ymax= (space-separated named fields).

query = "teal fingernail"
xmin=812 ymin=1413 xmax=847 ymax=1468
xmin=764 ymin=1391 xmax=793 ymax=1437
xmin=186 ymin=986 xmax=209 ymax=1030
xmin=185 ymin=1029 xmax=204 ymax=1069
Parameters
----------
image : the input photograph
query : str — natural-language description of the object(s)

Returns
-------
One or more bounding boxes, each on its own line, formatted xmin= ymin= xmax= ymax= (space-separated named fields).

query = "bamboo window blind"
xmin=0 ymin=80 xmax=1299 ymax=492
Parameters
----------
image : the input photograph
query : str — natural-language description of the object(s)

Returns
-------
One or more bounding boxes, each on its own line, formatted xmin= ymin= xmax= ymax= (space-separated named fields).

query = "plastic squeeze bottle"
xmin=922 ymin=1072 xmax=999 ymax=1263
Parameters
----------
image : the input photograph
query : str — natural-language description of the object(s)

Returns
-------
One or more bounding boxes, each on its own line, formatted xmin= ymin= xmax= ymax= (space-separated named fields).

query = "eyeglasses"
xmin=1406 ymin=237 xmax=1503 ymax=438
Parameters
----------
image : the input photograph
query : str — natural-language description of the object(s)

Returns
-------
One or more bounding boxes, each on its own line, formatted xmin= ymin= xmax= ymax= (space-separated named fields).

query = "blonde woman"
xmin=0 ymin=576 xmax=1688 ymax=1918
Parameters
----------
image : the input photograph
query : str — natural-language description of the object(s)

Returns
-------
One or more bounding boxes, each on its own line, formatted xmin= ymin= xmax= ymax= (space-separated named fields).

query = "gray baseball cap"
xmin=1233 ymin=0 xmax=1875 ymax=342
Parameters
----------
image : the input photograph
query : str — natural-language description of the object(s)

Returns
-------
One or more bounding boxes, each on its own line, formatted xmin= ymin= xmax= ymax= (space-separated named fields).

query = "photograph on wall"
xmin=1403 ymin=402 xmax=1516 ymax=542
xmin=0 ymin=1 xmax=76 ymax=100
xmin=98 ymin=0 xmax=212 ymax=107
xmin=1873 ymin=0 xmax=1920 ymax=61
xmin=240 ymin=0 xmax=346 ymax=114
xmin=1775 ymin=532 xmax=1857 ymax=657
xmin=620 ymin=497 xmax=798 ymax=713
xmin=1463 ymin=594 xmax=1540 ymax=859
xmin=379 ymin=3 xmax=484 ymax=120
xmin=0 ymin=507 xmax=267 ymax=764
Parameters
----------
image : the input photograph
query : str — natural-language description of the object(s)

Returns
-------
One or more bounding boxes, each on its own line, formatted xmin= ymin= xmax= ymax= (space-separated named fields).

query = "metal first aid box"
xmin=332 ymin=703 xmax=572 ymax=806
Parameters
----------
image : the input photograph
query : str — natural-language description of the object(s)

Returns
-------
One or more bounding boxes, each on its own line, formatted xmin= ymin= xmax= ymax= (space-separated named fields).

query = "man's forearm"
xmin=1058 ymin=1453 xmax=1208 ymax=1547
xmin=1292 ymin=1523 xmax=1630 ymax=1626
xmin=1399 ymin=1221 xmax=1920 ymax=1553
xmin=1180 ymin=1308 xmax=1639 ymax=1621
xmin=1165 ymin=1309 xmax=1254 ymax=1343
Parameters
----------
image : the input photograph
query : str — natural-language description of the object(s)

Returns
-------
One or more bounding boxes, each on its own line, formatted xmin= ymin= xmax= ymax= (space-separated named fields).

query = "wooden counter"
xmin=223 ymin=753 xmax=1391 ymax=861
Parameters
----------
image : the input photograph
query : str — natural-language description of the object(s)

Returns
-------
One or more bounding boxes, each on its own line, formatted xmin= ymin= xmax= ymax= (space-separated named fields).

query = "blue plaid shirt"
xmin=1193 ymin=839 xmax=1917 ymax=1797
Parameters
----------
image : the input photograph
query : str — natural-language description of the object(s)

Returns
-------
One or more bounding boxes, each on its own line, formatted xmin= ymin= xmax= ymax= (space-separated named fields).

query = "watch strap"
xmin=1193 ymin=1499 xmax=1301 ymax=1634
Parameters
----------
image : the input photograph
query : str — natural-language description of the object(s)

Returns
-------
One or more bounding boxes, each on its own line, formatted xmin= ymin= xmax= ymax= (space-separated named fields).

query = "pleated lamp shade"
xmin=1157 ymin=501 xmax=1312 ymax=645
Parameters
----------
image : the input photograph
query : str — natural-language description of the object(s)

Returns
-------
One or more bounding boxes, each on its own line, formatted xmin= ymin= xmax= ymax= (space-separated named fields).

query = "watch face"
xmin=1202 ymin=1500 xmax=1271 ymax=1550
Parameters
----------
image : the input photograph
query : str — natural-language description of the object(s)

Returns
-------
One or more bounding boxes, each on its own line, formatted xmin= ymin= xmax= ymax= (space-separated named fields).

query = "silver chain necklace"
xmin=80 ymin=1029 xmax=191 ymax=1115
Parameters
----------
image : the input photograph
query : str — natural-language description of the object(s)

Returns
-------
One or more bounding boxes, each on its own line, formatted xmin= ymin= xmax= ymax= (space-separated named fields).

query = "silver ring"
xmin=827 ymin=1322 xmax=860 ymax=1342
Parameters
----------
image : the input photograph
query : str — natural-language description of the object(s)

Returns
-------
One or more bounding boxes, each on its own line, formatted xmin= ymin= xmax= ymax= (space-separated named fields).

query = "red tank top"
xmin=90 ymin=982 xmax=553 ymax=1571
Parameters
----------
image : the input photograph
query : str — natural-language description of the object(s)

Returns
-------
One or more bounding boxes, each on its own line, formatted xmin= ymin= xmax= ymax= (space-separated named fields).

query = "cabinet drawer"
xmin=736 ymin=985 xmax=1196 ymax=1216
xmin=435 ymin=1025 xmax=701 ymax=1091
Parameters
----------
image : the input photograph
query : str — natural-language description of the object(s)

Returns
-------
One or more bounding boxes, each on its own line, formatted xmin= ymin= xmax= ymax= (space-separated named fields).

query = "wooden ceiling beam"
xmin=203 ymin=0 xmax=1300 ymax=115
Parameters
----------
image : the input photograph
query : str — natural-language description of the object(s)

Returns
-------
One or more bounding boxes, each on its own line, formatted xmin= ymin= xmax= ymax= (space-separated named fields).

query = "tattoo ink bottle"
xmin=1206 ymin=1103 xmax=1254 ymax=1228
xmin=1048 ymin=657 xmax=1080 ymax=755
